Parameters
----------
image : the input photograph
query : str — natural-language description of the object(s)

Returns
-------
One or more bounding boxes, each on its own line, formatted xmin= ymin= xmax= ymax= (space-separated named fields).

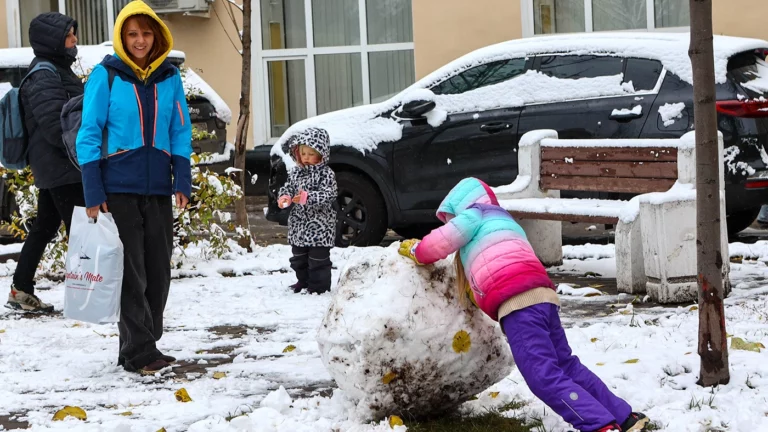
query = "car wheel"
xmin=727 ymin=207 xmax=761 ymax=237
xmin=335 ymin=171 xmax=388 ymax=247
xmin=393 ymin=224 xmax=441 ymax=240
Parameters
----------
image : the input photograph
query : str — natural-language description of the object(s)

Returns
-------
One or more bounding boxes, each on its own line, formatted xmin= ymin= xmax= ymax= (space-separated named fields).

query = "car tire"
xmin=393 ymin=224 xmax=441 ymax=240
xmin=335 ymin=171 xmax=388 ymax=247
xmin=727 ymin=206 xmax=761 ymax=237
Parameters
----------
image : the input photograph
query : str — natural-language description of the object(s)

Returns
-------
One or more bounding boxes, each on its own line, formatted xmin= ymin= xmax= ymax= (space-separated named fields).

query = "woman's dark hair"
xmin=121 ymin=14 xmax=169 ymax=68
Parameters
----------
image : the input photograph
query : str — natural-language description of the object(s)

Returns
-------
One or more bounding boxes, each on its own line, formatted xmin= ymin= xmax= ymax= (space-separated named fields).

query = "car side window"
xmin=624 ymin=58 xmax=663 ymax=91
xmin=430 ymin=58 xmax=527 ymax=95
xmin=537 ymin=55 xmax=623 ymax=79
xmin=0 ymin=68 xmax=23 ymax=87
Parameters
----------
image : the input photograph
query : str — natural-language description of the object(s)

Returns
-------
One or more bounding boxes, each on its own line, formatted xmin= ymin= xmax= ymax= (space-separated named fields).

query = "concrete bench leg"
xmin=615 ymin=218 xmax=645 ymax=295
xmin=641 ymin=199 xmax=698 ymax=303
xmin=518 ymin=219 xmax=562 ymax=266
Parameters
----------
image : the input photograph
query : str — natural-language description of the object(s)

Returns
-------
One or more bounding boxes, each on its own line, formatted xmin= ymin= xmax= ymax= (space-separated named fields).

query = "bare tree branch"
xmin=226 ymin=0 xmax=244 ymax=12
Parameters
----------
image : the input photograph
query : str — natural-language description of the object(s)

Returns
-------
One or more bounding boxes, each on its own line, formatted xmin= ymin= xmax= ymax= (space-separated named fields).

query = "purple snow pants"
xmin=501 ymin=303 xmax=631 ymax=432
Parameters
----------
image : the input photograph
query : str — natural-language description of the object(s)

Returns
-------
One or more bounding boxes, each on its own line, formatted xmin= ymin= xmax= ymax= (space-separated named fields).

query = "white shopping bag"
xmin=64 ymin=207 xmax=124 ymax=324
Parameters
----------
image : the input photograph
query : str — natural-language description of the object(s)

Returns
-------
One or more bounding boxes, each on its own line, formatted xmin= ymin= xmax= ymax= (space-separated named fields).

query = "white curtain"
xmin=592 ymin=0 xmax=647 ymax=31
xmin=315 ymin=53 xmax=363 ymax=115
xmin=533 ymin=0 xmax=585 ymax=34
xmin=366 ymin=0 xmax=413 ymax=44
xmin=312 ymin=0 xmax=359 ymax=47
xmin=67 ymin=0 xmax=110 ymax=45
xmin=369 ymin=50 xmax=414 ymax=103
xmin=260 ymin=0 xmax=306 ymax=50
xmin=654 ymin=0 xmax=689 ymax=28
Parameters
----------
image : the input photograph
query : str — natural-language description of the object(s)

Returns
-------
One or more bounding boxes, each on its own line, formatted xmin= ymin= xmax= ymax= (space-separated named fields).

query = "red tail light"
xmin=716 ymin=99 xmax=768 ymax=118
xmin=746 ymin=179 xmax=768 ymax=189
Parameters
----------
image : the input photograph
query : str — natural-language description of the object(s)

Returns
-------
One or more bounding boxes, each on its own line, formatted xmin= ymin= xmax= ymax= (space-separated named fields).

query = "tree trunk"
xmin=689 ymin=0 xmax=729 ymax=387
xmin=233 ymin=0 xmax=252 ymax=250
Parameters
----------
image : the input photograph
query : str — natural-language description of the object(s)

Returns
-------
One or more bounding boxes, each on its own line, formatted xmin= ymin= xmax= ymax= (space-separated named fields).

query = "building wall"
xmin=713 ymin=0 xmax=768 ymax=41
xmin=412 ymin=0 xmax=522 ymax=78
xmin=162 ymin=1 xmax=249 ymax=146
xmin=0 ymin=0 xmax=8 ymax=49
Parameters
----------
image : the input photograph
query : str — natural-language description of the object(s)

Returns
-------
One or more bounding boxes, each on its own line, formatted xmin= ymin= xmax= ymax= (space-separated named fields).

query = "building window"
xmin=528 ymin=0 xmax=689 ymax=35
xmin=261 ymin=0 xmax=306 ymax=49
xmin=533 ymin=0 xmax=584 ymax=34
xmin=19 ymin=0 xmax=59 ymax=47
xmin=259 ymin=0 xmax=415 ymax=141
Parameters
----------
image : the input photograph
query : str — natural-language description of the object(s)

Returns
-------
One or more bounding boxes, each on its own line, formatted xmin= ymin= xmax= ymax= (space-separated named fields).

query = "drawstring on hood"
xmin=436 ymin=177 xmax=499 ymax=223
xmin=113 ymin=0 xmax=174 ymax=81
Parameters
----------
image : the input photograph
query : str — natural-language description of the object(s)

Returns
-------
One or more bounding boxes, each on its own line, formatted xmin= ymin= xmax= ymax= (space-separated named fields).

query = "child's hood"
xmin=289 ymin=128 xmax=330 ymax=165
xmin=436 ymin=177 xmax=499 ymax=223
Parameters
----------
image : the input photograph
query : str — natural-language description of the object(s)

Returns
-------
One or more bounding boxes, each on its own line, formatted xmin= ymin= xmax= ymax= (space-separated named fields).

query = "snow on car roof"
xmin=271 ymin=32 xmax=768 ymax=164
xmin=419 ymin=32 xmax=768 ymax=89
xmin=0 ymin=42 xmax=232 ymax=124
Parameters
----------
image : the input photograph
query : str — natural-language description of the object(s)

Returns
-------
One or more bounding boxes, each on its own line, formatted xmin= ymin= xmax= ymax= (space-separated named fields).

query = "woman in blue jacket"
xmin=76 ymin=0 xmax=192 ymax=375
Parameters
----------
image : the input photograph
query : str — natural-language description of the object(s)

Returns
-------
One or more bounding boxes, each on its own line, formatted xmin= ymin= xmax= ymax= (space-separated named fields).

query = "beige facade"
xmin=162 ymin=2 xmax=246 ymax=145
xmin=413 ymin=0 xmax=522 ymax=79
xmin=413 ymin=0 xmax=768 ymax=80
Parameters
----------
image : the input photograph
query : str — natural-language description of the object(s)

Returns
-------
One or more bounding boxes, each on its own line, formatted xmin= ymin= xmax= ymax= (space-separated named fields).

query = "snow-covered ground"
xmin=1 ymin=242 xmax=768 ymax=431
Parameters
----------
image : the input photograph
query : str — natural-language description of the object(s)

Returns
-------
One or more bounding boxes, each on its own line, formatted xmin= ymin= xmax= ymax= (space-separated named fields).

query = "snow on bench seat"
xmin=499 ymin=197 xmax=632 ymax=224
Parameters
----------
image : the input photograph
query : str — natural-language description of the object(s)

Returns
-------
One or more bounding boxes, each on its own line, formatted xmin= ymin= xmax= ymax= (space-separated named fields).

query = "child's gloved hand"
xmin=278 ymin=195 xmax=291 ymax=209
xmin=398 ymin=239 xmax=422 ymax=265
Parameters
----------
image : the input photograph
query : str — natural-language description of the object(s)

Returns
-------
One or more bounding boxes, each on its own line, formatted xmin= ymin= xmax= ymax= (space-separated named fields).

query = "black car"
xmin=266 ymin=33 xmax=768 ymax=247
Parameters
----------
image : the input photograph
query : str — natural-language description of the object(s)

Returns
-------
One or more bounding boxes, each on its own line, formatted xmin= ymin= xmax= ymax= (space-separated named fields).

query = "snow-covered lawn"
xmin=1 ymin=242 xmax=768 ymax=431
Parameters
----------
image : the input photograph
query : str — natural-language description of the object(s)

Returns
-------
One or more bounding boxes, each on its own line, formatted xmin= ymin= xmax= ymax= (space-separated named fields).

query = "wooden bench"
xmin=494 ymin=129 xmax=729 ymax=302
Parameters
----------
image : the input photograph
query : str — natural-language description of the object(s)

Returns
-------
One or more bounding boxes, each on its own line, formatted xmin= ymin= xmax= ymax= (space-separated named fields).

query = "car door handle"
xmin=609 ymin=111 xmax=643 ymax=121
xmin=480 ymin=123 xmax=510 ymax=133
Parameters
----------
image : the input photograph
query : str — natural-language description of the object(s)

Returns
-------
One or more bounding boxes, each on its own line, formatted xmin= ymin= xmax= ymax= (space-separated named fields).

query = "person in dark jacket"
xmin=5 ymin=12 xmax=85 ymax=313
xmin=77 ymin=1 xmax=192 ymax=375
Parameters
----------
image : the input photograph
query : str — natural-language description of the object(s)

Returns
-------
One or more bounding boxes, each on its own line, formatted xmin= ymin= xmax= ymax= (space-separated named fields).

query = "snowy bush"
xmin=316 ymin=244 xmax=514 ymax=421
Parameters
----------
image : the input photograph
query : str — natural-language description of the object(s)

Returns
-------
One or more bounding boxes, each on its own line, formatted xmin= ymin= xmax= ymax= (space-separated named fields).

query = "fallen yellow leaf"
xmin=283 ymin=344 xmax=297 ymax=353
xmin=596 ymin=362 xmax=606 ymax=366
xmin=157 ymin=428 xmax=167 ymax=432
xmin=490 ymin=392 xmax=500 ymax=399
xmin=382 ymin=371 xmax=398 ymax=385
xmin=389 ymin=415 xmax=404 ymax=428
xmin=71 ymin=323 xmax=82 ymax=328
xmin=213 ymin=372 xmax=227 ymax=380
xmin=590 ymin=338 xmax=599 ymax=343
xmin=452 ymin=330 xmax=471 ymax=354
xmin=52 ymin=406 xmax=87 ymax=421
xmin=590 ymin=284 xmax=604 ymax=288
xmin=0 ymin=329 xmax=5 ymax=333
xmin=689 ymin=306 xmax=698 ymax=311
xmin=175 ymin=388 xmax=193 ymax=402
xmin=623 ymin=359 xmax=640 ymax=364
xmin=119 ymin=411 xmax=133 ymax=417
xmin=731 ymin=337 xmax=764 ymax=353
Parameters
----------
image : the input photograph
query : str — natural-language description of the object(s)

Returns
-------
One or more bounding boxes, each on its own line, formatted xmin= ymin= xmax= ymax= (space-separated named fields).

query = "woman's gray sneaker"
xmin=5 ymin=288 xmax=54 ymax=313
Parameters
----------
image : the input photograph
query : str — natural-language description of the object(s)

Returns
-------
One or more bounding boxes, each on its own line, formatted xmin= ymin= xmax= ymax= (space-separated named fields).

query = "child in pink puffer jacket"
xmin=398 ymin=177 xmax=649 ymax=432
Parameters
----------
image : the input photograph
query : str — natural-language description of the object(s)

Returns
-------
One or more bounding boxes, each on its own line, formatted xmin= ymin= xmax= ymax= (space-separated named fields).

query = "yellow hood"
xmin=113 ymin=0 xmax=173 ymax=81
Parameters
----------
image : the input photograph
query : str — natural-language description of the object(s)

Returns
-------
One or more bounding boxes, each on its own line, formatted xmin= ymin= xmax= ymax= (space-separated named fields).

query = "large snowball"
xmin=316 ymin=244 xmax=514 ymax=421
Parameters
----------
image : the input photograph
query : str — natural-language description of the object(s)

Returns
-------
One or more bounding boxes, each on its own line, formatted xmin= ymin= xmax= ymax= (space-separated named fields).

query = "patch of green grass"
xmin=404 ymin=401 xmax=531 ymax=432
xmin=645 ymin=421 xmax=663 ymax=431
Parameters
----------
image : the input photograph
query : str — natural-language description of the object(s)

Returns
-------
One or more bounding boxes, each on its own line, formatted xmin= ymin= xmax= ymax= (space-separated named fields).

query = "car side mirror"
xmin=402 ymin=100 xmax=436 ymax=118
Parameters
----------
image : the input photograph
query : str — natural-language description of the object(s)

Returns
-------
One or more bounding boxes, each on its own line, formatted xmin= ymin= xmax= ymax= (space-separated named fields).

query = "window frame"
xmin=256 ymin=0 xmax=415 ymax=143
xmin=521 ymin=0 xmax=690 ymax=37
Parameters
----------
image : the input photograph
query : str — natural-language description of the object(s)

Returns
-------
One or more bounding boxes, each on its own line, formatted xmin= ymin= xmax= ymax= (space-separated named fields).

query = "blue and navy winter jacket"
xmin=76 ymin=0 xmax=192 ymax=208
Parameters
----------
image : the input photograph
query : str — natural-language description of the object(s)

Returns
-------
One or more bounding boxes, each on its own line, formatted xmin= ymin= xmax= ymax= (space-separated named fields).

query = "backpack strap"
xmin=19 ymin=61 xmax=59 ymax=89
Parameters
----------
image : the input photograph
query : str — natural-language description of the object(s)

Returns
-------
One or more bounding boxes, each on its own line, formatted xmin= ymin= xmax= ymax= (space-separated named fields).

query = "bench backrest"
xmin=539 ymin=139 xmax=679 ymax=194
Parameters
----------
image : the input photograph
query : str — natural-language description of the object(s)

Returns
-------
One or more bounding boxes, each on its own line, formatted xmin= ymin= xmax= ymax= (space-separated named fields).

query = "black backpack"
xmin=61 ymin=61 xmax=116 ymax=171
